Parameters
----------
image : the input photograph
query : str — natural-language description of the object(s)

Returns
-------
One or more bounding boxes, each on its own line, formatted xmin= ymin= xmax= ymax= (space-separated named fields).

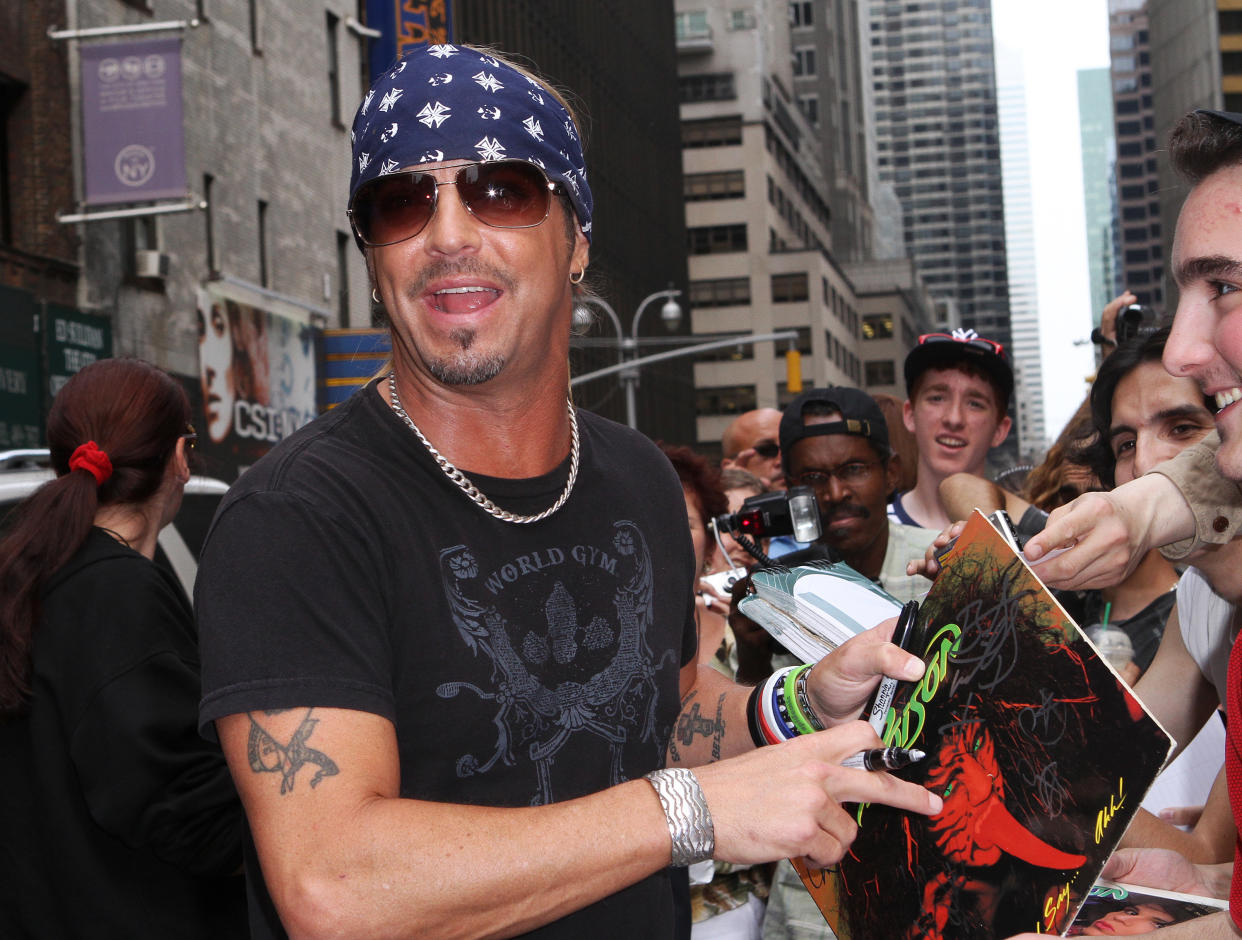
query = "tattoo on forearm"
xmin=675 ymin=695 xmax=728 ymax=761
xmin=713 ymin=694 xmax=725 ymax=761
xmin=246 ymin=708 xmax=340 ymax=794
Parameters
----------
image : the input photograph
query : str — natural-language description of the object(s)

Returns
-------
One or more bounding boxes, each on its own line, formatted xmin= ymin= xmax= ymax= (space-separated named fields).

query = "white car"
xmin=0 ymin=450 xmax=229 ymax=597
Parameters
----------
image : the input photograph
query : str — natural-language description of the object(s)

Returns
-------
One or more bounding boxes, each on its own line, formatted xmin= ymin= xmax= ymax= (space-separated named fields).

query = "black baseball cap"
xmin=779 ymin=387 xmax=890 ymax=473
xmin=903 ymin=329 xmax=1014 ymax=408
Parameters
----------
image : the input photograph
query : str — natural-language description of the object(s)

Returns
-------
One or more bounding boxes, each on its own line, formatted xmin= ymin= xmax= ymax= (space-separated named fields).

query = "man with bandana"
xmin=195 ymin=46 xmax=941 ymax=939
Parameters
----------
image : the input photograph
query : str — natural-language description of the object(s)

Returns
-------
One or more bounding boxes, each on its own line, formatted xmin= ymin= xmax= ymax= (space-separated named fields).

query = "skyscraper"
xmin=997 ymin=51 xmax=1046 ymax=457
xmin=1108 ymin=0 xmax=1163 ymax=311
xmin=1078 ymin=67 xmax=1121 ymax=324
xmin=868 ymin=0 xmax=1012 ymax=353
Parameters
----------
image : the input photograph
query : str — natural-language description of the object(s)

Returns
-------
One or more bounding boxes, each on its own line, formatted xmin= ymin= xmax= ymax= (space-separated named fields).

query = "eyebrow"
xmin=1109 ymin=404 xmax=1214 ymax=440
xmin=1174 ymin=254 xmax=1242 ymax=287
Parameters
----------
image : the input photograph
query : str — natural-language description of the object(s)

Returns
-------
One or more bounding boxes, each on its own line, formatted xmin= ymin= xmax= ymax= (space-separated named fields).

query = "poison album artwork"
xmin=792 ymin=511 xmax=1174 ymax=939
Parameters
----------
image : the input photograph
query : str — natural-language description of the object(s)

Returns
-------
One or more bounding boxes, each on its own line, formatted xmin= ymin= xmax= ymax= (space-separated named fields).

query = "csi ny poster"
xmin=193 ymin=287 xmax=318 ymax=481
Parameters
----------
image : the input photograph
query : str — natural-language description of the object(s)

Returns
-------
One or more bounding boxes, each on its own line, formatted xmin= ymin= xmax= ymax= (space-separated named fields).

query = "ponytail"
xmin=0 ymin=359 xmax=190 ymax=714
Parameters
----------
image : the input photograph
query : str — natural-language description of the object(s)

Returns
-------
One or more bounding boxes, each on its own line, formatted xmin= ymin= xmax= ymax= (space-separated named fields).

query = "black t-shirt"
xmin=0 ymin=529 xmax=246 ymax=939
xmin=197 ymin=383 xmax=698 ymax=939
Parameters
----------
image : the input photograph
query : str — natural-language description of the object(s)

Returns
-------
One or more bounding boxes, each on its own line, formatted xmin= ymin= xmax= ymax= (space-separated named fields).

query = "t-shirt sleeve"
xmin=196 ymin=488 xmax=397 ymax=737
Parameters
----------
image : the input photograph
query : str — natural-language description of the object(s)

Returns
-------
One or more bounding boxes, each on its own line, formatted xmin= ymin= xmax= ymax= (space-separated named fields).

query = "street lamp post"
xmin=574 ymin=287 xmax=682 ymax=429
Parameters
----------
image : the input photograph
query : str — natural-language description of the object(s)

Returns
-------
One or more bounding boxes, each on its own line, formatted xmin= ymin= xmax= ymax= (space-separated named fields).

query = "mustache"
xmin=821 ymin=502 xmax=870 ymax=522
xmin=405 ymin=258 xmax=517 ymax=299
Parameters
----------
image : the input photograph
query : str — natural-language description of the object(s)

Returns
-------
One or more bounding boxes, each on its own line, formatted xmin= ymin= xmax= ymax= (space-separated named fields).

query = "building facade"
xmin=675 ymin=0 xmax=870 ymax=452
xmin=1108 ymin=0 xmax=1165 ymax=313
xmin=1078 ymin=66 xmax=1122 ymax=324
xmin=997 ymin=52 xmax=1046 ymax=458
xmin=868 ymin=0 xmax=1012 ymax=351
xmin=0 ymin=0 xmax=692 ymax=472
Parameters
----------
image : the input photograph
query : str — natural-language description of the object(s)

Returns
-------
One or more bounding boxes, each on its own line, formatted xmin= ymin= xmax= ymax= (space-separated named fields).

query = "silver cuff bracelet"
xmin=644 ymin=768 xmax=715 ymax=867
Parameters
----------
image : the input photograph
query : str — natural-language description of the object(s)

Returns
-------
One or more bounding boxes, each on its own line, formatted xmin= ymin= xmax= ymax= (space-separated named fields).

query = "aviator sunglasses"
xmin=348 ymin=159 xmax=560 ymax=247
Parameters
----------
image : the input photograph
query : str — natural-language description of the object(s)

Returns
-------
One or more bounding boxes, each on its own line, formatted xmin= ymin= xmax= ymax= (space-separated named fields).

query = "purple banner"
xmin=81 ymin=37 xmax=186 ymax=206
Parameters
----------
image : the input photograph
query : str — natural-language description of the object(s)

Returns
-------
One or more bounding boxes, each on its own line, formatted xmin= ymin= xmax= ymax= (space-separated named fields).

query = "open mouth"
xmin=430 ymin=285 xmax=500 ymax=314
xmin=934 ymin=435 xmax=968 ymax=450
xmin=1215 ymin=387 xmax=1242 ymax=412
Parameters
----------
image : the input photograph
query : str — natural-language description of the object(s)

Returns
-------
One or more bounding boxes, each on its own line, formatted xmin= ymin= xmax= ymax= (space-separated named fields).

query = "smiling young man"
xmin=191 ymin=46 xmax=941 ymax=940
xmin=1011 ymin=108 xmax=1242 ymax=940
xmin=890 ymin=329 xmax=1014 ymax=531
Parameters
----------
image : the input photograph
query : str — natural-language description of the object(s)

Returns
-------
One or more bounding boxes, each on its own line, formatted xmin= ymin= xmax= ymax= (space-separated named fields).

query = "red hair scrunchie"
xmin=68 ymin=441 xmax=113 ymax=487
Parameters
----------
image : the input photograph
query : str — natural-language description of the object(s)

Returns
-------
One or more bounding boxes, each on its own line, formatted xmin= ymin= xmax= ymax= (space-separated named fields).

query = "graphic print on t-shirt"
xmin=435 ymin=520 xmax=674 ymax=804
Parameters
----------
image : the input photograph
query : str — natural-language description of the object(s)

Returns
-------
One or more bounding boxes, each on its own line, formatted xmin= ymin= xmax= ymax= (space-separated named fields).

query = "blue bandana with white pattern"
xmin=349 ymin=44 xmax=592 ymax=242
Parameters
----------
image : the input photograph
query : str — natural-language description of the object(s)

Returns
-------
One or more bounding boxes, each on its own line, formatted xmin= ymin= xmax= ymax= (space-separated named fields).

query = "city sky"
xmin=992 ymin=0 xmax=1110 ymax=443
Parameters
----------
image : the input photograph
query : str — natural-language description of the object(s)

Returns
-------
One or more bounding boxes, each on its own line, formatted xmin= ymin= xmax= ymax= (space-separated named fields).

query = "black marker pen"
xmin=842 ymin=746 xmax=926 ymax=771
xmin=866 ymin=600 xmax=921 ymax=736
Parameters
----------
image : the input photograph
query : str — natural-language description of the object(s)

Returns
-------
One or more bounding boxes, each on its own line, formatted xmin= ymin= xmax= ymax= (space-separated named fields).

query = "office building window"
xmin=687 ymin=224 xmax=747 ymax=255
xmin=793 ymin=47 xmax=816 ymax=77
xmin=682 ymin=115 xmax=743 ymax=148
xmin=862 ymin=313 xmax=893 ymax=340
xmin=695 ymin=384 xmax=758 ymax=416
xmin=0 ymin=77 xmax=23 ymax=245
xmin=258 ymin=199 xmax=269 ymax=287
xmin=249 ymin=0 xmax=262 ymax=52
xmin=336 ymin=231 xmax=351 ymax=322
xmin=690 ymin=277 xmax=751 ymax=308
xmin=684 ymin=170 xmax=745 ymax=201
xmin=865 ymin=360 xmax=896 ymax=386
xmin=771 ymin=272 xmax=808 ymax=302
xmin=203 ymin=174 xmax=216 ymax=274
xmin=675 ymin=10 xmax=709 ymax=41
xmin=798 ymin=94 xmax=819 ymax=127
xmin=326 ymin=11 xmax=342 ymax=125
xmin=678 ymin=72 xmax=736 ymax=103
xmin=790 ymin=1 xmax=813 ymax=27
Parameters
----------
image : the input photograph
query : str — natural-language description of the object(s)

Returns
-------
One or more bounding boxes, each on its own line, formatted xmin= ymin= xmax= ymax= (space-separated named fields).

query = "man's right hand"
xmin=692 ymin=719 xmax=942 ymax=870
xmin=1022 ymin=474 xmax=1190 ymax=590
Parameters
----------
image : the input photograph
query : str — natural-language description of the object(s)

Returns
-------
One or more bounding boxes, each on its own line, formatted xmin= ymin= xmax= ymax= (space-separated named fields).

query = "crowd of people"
xmin=1 ymin=41 xmax=1241 ymax=940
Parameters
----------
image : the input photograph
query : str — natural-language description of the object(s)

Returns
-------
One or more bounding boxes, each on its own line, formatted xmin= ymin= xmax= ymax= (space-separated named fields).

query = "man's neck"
xmin=895 ymin=477 xmax=952 ymax=531
xmin=838 ymin=534 xmax=888 ymax=583
xmin=382 ymin=366 xmax=573 ymax=479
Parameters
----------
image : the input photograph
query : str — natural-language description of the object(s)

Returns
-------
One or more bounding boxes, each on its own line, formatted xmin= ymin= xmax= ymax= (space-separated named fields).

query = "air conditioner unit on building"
xmin=135 ymin=250 xmax=169 ymax=279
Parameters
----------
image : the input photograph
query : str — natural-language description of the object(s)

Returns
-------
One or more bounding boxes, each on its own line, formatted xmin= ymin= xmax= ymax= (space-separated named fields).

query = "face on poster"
xmin=195 ymin=289 xmax=317 ymax=477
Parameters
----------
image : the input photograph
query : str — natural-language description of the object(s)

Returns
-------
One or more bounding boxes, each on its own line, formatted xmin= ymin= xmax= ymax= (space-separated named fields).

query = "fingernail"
xmin=928 ymin=792 xmax=943 ymax=814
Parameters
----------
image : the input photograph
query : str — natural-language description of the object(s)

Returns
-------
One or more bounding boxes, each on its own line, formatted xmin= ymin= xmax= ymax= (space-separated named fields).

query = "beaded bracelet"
xmin=782 ymin=664 xmax=820 ymax=736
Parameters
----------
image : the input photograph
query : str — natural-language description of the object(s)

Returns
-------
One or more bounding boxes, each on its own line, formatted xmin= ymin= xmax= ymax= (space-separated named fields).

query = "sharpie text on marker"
xmin=842 ymin=746 xmax=926 ymax=771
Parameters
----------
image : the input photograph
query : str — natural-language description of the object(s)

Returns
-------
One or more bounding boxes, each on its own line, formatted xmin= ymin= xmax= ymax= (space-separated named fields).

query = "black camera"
xmin=711 ymin=486 xmax=822 ymax=562
xmin=1115 ymin=303 xmax=1158 ymax=343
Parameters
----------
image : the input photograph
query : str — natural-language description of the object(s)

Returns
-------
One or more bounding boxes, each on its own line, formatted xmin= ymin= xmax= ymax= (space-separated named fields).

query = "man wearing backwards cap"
xmin=889 ymin=328 xmax=1014 ymax=531
xmin=743 ymin=387 xmax=937 ymax=940
xmin=194 ymin=45 xmax=940 ymax=940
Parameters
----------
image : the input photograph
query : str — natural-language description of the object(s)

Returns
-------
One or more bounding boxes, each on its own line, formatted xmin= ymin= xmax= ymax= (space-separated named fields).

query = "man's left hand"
xmin=804 ymin=616 xmax=926 ymax=727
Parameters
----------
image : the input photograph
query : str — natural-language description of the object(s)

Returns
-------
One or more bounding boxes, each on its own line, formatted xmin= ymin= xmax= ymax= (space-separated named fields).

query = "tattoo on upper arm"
xmin=246 ymin=708 xmax=340 ymax=794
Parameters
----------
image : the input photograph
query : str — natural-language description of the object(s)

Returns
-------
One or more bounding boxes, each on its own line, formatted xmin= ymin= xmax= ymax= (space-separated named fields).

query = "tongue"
xmin=435 ymin=289 xmax=498 ymax=314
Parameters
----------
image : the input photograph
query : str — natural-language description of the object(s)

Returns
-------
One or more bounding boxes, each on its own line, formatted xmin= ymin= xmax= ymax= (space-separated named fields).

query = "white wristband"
xmin=644 ymin=768 xmax=715 ymax=867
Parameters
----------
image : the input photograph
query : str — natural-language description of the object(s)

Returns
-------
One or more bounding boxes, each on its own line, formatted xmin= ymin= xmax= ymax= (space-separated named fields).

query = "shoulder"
xmin=887 ymin=491 xmax=919 ymax=527
xmin=886 ymin=518 xmax=938 ymax=554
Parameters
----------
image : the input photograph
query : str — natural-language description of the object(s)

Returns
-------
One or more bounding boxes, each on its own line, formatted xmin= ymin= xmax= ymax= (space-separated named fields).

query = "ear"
xmin=990 ymin=414 xmax=1013 ymax=448
xmin=570 ymin=224 xmax=590 ymax=279
xmin=902 ymin=398 xmax=917 ymax=434
xmin=172 ymin=436 xmax=192 ymax=485
xmin=883 ymin=452 xmax=901 ymax=494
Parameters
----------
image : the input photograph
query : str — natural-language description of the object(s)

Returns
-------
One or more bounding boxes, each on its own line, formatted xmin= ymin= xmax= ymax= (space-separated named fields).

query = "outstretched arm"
xmin=223 ymin=694 xmax=940 ymax=939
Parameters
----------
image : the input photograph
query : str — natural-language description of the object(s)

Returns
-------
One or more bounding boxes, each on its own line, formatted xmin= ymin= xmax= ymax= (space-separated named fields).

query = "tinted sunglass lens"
xmin=753 ymin=442 xmax=780 ymax=458
xmin=355 ymin=174 xmax=436 ymax=245
xmin=459 ymin=162 xmax=550 ymax=227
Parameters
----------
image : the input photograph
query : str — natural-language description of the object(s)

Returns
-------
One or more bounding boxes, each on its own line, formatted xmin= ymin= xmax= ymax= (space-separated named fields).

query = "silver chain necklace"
xmin=386 ymin=372 xmax=579 ymax=525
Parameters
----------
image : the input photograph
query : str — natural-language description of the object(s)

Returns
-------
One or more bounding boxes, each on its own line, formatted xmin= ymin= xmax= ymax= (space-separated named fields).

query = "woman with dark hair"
xmin=0 ymin=358 xmax=245 ymax=937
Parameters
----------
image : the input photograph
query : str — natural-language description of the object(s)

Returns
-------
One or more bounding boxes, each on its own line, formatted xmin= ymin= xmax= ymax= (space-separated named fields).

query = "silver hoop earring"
xmin=569 ymin=269 xmax=585 ymax=285
xmin=371 ymin=288 xmax=381 ymax=304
